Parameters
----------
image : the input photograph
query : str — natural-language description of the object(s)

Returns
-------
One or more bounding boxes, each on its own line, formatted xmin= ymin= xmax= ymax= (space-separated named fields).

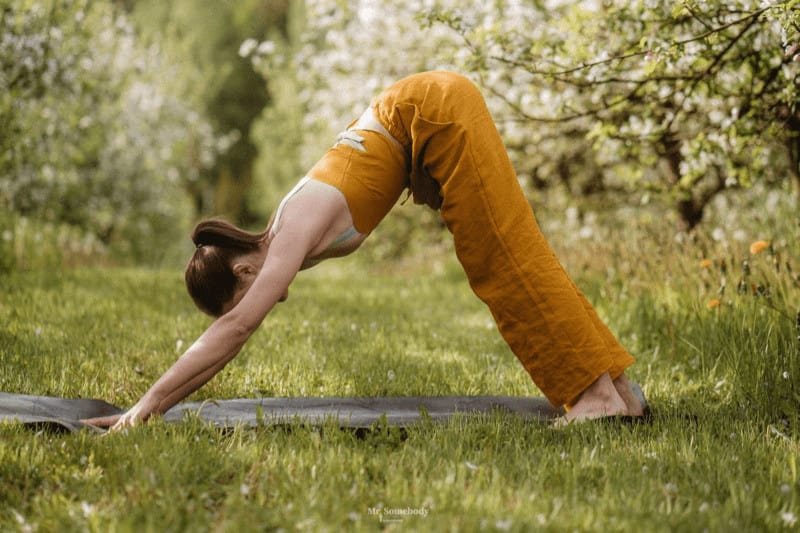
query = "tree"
xmin=127 ymin=0 xmax=290 ymax=225
xmin=0 ymin=0 xmax=217 ymax=260
xmin=427 ymin=0 xmax=800 ymax=229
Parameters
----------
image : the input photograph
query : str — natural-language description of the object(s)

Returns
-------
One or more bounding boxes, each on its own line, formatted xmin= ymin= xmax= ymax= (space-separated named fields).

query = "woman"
xmin=91 ymin=71 xmax=644 ymax=430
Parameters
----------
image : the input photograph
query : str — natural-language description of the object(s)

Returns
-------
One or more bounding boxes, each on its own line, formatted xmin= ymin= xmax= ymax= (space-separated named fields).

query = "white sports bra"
xmin=269 ymin=176 xmax=361 ymax=255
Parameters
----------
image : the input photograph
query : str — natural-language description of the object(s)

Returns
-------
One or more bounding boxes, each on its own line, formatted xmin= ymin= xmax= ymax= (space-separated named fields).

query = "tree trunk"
xmin=658 ymin=133 xmax=704 ymax=230
xmin=676 ymin=197 xmax=704 ymax=231
xmin=787 ymin=135 xmax=800 ymax=199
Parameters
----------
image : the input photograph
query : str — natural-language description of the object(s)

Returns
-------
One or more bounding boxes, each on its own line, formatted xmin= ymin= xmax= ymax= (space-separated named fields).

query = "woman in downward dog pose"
xmin=91 ymin=71 xmax=645 ymax=430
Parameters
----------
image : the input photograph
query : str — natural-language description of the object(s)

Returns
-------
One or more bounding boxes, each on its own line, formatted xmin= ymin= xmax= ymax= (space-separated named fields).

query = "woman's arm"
xmin=98 ymin=194 xmax=339 ymax=431
xmin=102 ymin=245 xmax=300 ymax=430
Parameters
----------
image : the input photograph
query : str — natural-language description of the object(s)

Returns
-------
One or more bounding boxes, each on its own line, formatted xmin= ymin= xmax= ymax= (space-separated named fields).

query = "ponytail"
xmin=185 ymin=219 xmax=267 ymax=317
xmin=191 ymin=219 xmax=266 ymax=251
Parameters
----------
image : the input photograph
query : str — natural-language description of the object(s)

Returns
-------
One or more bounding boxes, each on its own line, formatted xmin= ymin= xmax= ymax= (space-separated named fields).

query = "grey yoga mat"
xmin=0 ymin=384 xmax=647 ymax=432
xmin=0 ymin=393 xmax=560 ymax=432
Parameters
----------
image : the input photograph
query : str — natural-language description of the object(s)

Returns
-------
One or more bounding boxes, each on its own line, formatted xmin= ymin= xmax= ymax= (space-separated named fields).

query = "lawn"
xmin=1 ymin=247 xmax=798 ymax=531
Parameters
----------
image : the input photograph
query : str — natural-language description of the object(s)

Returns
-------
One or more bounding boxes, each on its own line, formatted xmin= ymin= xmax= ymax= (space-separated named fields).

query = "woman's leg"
xmin=374 ymin=72 xmax=636 ymax=409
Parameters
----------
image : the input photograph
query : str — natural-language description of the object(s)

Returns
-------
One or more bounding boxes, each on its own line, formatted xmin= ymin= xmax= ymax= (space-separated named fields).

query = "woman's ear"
xmin=232 ymin=262 xmax=257 ymax=279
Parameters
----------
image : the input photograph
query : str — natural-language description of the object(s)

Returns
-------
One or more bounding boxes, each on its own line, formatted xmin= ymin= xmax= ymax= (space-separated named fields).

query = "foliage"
xmin=0 ymin=0 xmax=217 ymax=262
xmin=250 ymin=0 xmax=800 ymax=230
xmin=128 ymin=0 xmax=288 ymax=224
xmin=4 ymin=0 xmax=797 ymax=267
xmin=247 ymin=0 xmax=308 ymax=216
xmin=0 ymin=211 xmax=106 ymax=273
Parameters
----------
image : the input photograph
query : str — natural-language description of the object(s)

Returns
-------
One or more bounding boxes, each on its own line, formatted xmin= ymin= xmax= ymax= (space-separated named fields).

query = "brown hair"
xmin=185 ymin=219 xmax=267 ymax=317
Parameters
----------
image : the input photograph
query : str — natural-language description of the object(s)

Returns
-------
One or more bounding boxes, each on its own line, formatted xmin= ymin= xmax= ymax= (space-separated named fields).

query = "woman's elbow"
xmin=219 ymin=310 xmax=261 ymax=343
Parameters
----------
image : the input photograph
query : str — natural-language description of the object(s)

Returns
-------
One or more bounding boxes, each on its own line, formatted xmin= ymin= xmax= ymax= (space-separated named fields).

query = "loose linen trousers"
xmin=310 ymin=71 xmax=635 ymax=406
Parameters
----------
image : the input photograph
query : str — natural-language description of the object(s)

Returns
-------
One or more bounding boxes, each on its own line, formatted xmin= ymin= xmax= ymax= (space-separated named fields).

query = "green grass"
xmin=1 ymin=251 xmax=798 ymax=531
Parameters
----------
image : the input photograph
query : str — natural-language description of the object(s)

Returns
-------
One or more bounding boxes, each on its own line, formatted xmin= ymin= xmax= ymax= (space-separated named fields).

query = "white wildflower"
xmin=80 ymin=501 xmax=94 ymax=517
xmin=238 ymin=38 xmax=258 ymax=58
xmin=12 ymin=510 xmax=26 ymax=524
xmin=256 ymin=40 xmax=276 ymax=55
xmin=495 ymin=519 xmax=512 ymax=531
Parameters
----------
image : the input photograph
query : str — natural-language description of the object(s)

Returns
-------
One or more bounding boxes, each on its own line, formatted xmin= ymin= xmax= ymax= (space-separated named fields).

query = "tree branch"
xmin=483 ymin=7 xmax=770 ymax=80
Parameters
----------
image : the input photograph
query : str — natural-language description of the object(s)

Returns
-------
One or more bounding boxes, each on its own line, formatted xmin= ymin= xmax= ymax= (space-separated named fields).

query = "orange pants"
xmin=312 ymin=71 xmax=634 ymax=406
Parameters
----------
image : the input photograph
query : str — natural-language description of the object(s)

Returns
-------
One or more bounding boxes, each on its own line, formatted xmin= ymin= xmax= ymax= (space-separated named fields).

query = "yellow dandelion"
xmin=706 ymin=298 xmax=721 ymax=309
xmin=699 ymin=259 xmax=713 ymax=269
xmin=749 ymin=240 xmax=769 ymax=255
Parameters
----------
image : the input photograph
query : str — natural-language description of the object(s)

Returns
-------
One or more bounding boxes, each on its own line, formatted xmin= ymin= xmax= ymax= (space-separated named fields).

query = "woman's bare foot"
xmin=560 ymin=372 xmax=628 ymax=425
xmin=612 ymin=373 xmax=645 ymax=417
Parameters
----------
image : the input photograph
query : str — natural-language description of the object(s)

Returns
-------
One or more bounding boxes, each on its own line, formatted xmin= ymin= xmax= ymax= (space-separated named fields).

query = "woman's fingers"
xmin=80 ymin=414 xmax=122 ymax=428
xmin=109 ymin=417 xmax=132 ymax=432
xmin=108 ymin=410 xmax=147 ymax=432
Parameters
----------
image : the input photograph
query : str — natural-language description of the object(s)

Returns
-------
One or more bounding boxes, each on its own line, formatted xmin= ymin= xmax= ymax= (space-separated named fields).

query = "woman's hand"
xmin=107 ymin=394 xmax=162 ymax=431
xmin=80 ymin=395 xmax=161 ymax=431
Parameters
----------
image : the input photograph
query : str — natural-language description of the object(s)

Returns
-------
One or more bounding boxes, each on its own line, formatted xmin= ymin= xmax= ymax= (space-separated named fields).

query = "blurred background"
xmin=1 ymin=0 xmax=798 ymax=271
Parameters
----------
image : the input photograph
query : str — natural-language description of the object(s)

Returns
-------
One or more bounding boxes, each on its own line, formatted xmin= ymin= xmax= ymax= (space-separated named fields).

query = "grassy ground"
xmin=1 ymin=233 xmax=798 ymax=531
